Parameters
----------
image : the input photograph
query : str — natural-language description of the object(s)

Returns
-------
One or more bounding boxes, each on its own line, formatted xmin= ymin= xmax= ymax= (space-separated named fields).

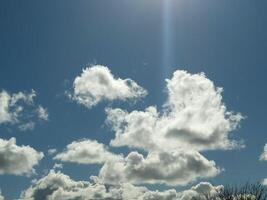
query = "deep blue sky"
xmin=1 ymin=1 xmax=267 ymax=199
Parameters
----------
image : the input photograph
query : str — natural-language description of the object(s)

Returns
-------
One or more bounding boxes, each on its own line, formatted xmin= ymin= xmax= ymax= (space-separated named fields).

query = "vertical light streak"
xmin=162 ymin=0 xmax=174 ymax=78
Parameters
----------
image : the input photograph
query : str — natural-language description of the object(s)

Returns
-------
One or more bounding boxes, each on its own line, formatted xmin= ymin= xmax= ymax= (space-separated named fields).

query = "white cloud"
xmin=106 ymin=70 xmax=243 ymax=152
xmin=52 ymin=163 xmax=63 ymax=170
xmin=54 ymin=139 xmax=121 ymax=164
xmin=54 ymin=139 xmax=219 ymax=186
xmin=106 ymin=106 xmax=160 ymax=151
xmin=260 ymin=144 xmax=267 ymax=185
xmin=260 ymin=144 xmax=267 ymax=161
xmin=20 ymin=170 xmax=145 ymax=200
xmin=18 ymin=68 xmax=243 ymax=194
xmin=164 ymin=70 xmax=243 ymax=150
xmin=48 ymin=148 xmax=57 ymax=156
xmin=50 ymin=70 xmax=243 ymax=187
xmin=36 ymin=105 xmax=49 ymax=121
xmin=0 ymin=89 xmax=48 ymax=131
xmin=18 ymin=121 xmax=35 ymax=131
xmin=0 ymin=137 xmax=44 ymax=176
xmin=99 ymin=150 xmax=219 ymax=186
xmin=70 ymin=65 xmax=147 ymax=108
xmin=262 ymin=178 xmax=267 ymax=186
xmin=0 ymin=190 xmax=4 ymax=200
xmin=11 ymin=90 xmax=36 ymax=104
xmin=0 ymin=90 xmax=14 ymax=124
xmin=102 ymin=70 xmax=244 ymax=186
xmin=0 ymin=90 xmax=36 ymax=124
xmin=179 ymin=182 xmax=223 ymax=200
xmin=20 ymin=170 xmax=223 ymax=200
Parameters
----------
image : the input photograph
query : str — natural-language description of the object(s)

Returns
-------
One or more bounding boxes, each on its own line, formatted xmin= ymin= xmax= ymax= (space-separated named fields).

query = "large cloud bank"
xmin=70 ymin=65 xmax=147 ymax=108
xmin=0 ymin=137 xmax=44 ymax=175
xmin=20 ymin=170 xmax=223 ymax=200
xmin=0 ymin=89 xmax=48 ymax=131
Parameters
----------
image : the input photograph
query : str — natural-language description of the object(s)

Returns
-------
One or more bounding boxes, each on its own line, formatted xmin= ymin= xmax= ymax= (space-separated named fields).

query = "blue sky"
xmin=0 ymin=1 xmax=267 ymax=200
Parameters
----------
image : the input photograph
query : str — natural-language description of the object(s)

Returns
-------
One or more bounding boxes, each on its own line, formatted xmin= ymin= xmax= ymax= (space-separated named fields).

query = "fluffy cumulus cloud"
xmin=55 ymin=139 xmax=219 ymax=186
xmin=20 ymin=170 xmax=223 ymax=200
xmin=70 ymin=65 xmax=147 ymax=108
xmin=106 ymin=70 xmax=243 ymax=152
xmin=0 ymin=89 xmax=48 ymax=131
xmin=164 ymin=71 xmax=243 ymax=150
xmin=54 ymin=139 xmax=121 ymax=164
xmin=20 ymin=170 xmax=147 ymax=200
xmin=102 ymin=70 xmax=243 ymax=185
xmin=260 ymin=144 xmax=267 ymax=161
xmin=99 ymin=150 xmax=219 ymax=186
xmin=0 ymin=137 xmax=44 ymax=175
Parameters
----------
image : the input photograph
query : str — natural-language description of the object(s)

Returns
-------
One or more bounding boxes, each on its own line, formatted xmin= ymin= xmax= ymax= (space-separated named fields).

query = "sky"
xmin=0 ymin=0 xmax=267 ymax=200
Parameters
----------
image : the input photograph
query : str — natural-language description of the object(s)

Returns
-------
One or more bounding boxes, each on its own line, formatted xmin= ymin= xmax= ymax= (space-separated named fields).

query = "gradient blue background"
xmin=0 ymin=1 xmax=267 ymax=199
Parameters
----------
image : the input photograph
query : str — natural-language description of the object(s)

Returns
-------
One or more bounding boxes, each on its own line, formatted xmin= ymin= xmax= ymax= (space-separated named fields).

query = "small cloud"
xmin=18 ymin=121 xmax=35 ymax=131
xmin=52 ymin=163 xmax=63 ymax=170
xmin=0 ymin=89 xmax=48 ymax=131
xmin=30 ymin=178 xmax=38 ymax=184
xmin=262 ymin=178 xmax=267 ymax=185
xmin=260 ymin=144 xmax=267 ymax=161
xmin=47 ymin=148 xmax=57 ymax=156
xmin=69 ymin=65 xmax=147 ymax=109
xmin=0 ymin=190 xmax=4 ymax=200
xmin=36 ymin=105 xmax=49 ymax=121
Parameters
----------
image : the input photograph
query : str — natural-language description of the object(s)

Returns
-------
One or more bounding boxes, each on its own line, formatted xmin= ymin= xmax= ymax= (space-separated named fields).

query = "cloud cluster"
xmin=54 ymin=139 xmax=219 ymax=186
xmin=97 ymin=70 xmax=242 ymax=186
xmin=0 ymin=67 xmax=244 ymax=199
xmin=54 ymin=69 xmax=244 ymax=187
xmin=70 ymin=65 xmax=147 ymax=108
xmin=0 ymin=137 xmax=44 ymax=175
xmin=106 ymin=70 xmax=243 ymax=152
xmin=20 ymin=170 xmax=223 ymax=200
xmin=0 ymin=89 xmax=48 ymax=131
xmin=54 ymin=139 xmax=121 ymax=164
